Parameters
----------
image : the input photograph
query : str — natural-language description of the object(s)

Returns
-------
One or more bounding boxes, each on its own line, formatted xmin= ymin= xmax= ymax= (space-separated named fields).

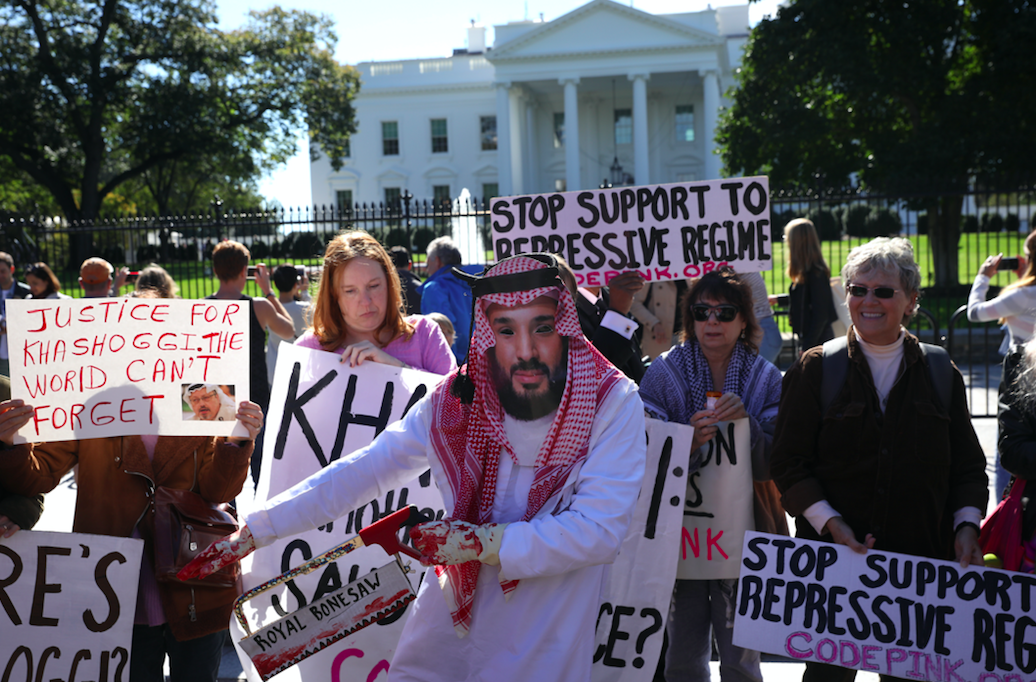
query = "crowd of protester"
xmin=0 ymin=219 xmax=1026 ymax=682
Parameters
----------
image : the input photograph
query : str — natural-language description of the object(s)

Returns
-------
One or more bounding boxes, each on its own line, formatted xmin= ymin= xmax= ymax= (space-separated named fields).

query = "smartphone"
xmin=775 ymin=293 xmax=790 ymax=307
xmin=296 ymin=265 xmax=307 ymax=279
xmin=247 ymin=266 xmax=258 ymax=279
xmin=125 ymin=271 xmax=140 ymax=283
xmin=998 ymin=257 xmax=1021 ymax=271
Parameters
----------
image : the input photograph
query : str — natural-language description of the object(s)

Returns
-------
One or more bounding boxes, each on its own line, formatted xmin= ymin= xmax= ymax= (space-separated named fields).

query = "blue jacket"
xmin=420 ymin=265 xmax=475 ymax=363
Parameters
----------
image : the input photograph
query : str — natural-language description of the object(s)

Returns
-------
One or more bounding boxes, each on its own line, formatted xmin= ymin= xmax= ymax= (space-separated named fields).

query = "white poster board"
xmin=677 ymin=418 xmax=753 ymax=580
xmin=592 ymin=419 xmax=692 ymax=681
xmin=0 ymin=530 xmax=143 ymax=680
xmin=734 ymin=532 xmax=1028 ymax=682
xmin=232 ymin=344 xmax=448 ymax=682
xmin=490 ymin=177 xmax=772 ymax=286
xmin=6 ymin=298 xmax=250 ymax=442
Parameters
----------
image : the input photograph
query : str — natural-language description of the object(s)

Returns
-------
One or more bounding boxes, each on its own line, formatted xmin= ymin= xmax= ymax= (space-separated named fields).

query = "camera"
xmin=125 ymin=271 xmax=140 ymax=283
xmin=775 ymin=293 xmax=790 ymax=307
xmin=246 ymin=266 xmax=258 ymax=279
xmin=998 ymin=257 xmax=1021 ymax=271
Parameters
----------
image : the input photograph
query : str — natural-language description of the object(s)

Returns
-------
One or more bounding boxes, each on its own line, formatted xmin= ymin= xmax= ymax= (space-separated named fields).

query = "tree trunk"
xmin=926 ymin=194 xmax=964 ymax=292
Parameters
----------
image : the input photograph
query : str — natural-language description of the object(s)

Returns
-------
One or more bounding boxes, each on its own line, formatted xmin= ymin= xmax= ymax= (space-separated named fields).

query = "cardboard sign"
xmin=592 ymin=419 xmax=693 ymax=681
xmin=734 ymin=532 xmax=1035 ymax=682
xmin=677 ymin=418 xmax=753 ymax=580
xmin=231 ymin=344 xmax=448 ymax=682
xmin=491 ymin=177 xmax=772 ymax=286
xmin=0 ymin=530 xmax=143 ymax=681
xmin=6 ymin=298 xmax=251 ymax=442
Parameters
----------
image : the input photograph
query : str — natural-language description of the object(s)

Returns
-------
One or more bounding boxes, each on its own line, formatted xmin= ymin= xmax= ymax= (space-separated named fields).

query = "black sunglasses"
xmin=691 ymin=304 xmax=739 ymax=322
xmin=847 ymin=284 xmax=901 ymax=299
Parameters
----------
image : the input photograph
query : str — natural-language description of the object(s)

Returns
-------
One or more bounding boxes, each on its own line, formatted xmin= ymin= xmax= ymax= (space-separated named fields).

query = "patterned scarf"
xmin=428 ymin=255 xmax=622 ymax=636
xmin=680 ymin=341 xmax=756 ymax=415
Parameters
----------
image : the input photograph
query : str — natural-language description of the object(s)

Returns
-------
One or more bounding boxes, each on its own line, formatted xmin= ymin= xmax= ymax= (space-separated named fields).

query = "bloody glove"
xmin=409 ymin=519 xmax=507 ymax=567
xmin=177 ymin=525 xmax=256 ymax=581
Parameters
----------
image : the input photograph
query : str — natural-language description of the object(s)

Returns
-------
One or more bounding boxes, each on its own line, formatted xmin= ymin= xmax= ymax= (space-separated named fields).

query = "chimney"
xmin=467 ymin=22 xmax=486 ymax=54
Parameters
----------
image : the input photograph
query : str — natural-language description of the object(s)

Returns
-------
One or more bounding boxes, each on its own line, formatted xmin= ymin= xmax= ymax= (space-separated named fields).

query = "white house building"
xmin=310 ymin=0 xmax=750 ymax=210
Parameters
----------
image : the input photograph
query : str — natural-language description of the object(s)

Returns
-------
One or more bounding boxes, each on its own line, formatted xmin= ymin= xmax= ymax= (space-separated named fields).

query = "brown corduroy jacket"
xmin=770 ymin=328 xmax=988 ymax=560
xmin=0 ymin=434 xmax=251 ymax=640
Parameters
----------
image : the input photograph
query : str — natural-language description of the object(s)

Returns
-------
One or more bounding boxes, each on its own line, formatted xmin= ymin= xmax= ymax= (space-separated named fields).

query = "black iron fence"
xmin=4 ymin=180 xmax=1033 ymax=416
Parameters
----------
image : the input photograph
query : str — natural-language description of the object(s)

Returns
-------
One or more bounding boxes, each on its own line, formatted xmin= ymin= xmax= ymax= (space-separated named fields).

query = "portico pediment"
xmin=488 ymin=0 xmax=722 ymax=63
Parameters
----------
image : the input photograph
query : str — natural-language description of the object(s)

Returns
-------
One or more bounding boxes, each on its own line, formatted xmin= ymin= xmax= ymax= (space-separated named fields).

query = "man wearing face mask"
xmin=179 ymin=254 xmax=647 ymax=682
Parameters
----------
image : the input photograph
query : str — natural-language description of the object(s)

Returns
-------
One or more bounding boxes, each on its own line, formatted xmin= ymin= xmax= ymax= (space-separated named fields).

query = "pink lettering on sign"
xmin=680 ymin=527 xmax=729 ymax=561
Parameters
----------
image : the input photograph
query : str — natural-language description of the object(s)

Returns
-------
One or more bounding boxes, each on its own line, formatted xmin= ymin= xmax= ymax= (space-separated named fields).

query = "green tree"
xmin=0 ymin=1 xmax=359 ymax=263
xmin=718 ymin=0 xmax=1036 ymax=289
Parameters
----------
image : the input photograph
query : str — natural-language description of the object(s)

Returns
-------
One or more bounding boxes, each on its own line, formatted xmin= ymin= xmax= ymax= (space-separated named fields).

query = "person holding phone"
xmin=968 ymin=229 xmax=1036 ymax=497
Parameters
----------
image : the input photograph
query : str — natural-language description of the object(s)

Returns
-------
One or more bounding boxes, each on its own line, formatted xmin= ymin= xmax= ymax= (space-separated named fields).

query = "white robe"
xmin=245 ymin=379 xmax=646 ymax=682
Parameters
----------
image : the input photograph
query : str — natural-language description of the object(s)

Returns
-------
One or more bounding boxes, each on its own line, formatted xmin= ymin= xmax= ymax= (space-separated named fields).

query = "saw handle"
xmin=358 ymin=505 xmax=432 ymax=560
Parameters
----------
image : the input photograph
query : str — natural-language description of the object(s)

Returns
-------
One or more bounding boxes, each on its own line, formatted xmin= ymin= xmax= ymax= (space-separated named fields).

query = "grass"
xmin=40 ymin=231 xmax=1027 ymax=335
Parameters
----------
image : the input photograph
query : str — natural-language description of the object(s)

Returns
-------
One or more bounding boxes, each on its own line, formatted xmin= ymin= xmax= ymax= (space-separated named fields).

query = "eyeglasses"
xmin=847 ymin=284 xmax=902 ymax=299
xmin=189 ymin=391 xmax=218 ymax=406
xmin=691 ymin=304 xmax=740 ymax=323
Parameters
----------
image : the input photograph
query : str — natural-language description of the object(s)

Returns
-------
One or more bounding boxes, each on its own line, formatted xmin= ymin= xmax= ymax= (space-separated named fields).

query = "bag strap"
xmin=821 ymin=336 xmax=953 ymax=413
xmin=919 ymin=343 xmax=952 ymax=412
xmin=821 ymin=336 xmax=850 ymax=412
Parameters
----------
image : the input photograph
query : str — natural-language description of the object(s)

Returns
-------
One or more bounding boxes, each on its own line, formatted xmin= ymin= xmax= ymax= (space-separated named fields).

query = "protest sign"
xmin=676 ymin=418 xmax=753 ymax=580
xmin=6 ymin=298 xmax=250 ymax=442
xmin=491 ymin=177 xmax=772 ymax=286
xmin=230 ymin=344 xmax=448 ymax=682
xmin=0 ymin=530 xmax=143 ymax=681
xmin=592 ymin=418 xmax=692 ymax=681
xmin=735 ymin=532 xmax=1036 ymax=682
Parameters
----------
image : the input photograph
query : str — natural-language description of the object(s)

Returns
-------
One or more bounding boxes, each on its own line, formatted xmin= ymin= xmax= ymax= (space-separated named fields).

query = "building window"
xmin=480 ymin=116 xmax=497 ymax=150
xmin=676 ymin=105 xmax=695 ymax=142
xmin=431 ymin=119 xmax=448 ymax=153
xmin=382 ymin=121 xmax=399 ymax=156
xmin=433 ymin=185 xmax=452 ymax=209
xmin=336 ymin=190 xmax=353 ymax=213
xmin=614 ymin=108 xmax=632 ymax=145
xmin=343 ymin=137 xmax=351 ymax=158
xmin=482 ymin=183 xmax=499 ymax=201
xmin=384 ymin=187 xmax=401 ymax=208
xmin=553 ymin=112 xmax=565 ymax=148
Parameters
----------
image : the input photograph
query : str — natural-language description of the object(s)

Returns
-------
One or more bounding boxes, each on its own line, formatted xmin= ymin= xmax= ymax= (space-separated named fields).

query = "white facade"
xmin=310 ymin=0 xmax=749 ymax=209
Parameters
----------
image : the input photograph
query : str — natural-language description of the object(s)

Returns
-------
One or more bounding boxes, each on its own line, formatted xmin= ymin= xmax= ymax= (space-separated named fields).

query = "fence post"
xmin=402 ymin=190 xmax=413 ymax=250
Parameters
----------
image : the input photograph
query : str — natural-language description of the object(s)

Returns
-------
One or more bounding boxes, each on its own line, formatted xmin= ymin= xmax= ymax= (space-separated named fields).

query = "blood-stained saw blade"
xmin=240 ymin=559 xmax=415 ymax=681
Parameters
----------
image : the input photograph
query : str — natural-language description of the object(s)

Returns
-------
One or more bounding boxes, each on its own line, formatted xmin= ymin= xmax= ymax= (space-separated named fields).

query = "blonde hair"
xmin=784 ymin=218 xmax=830 ymax=284
xmin=133 ymin=265 xmax=179 ymax=299
xmin=310 ymin=231 xmax=412 ymax=350
xmin=426 ymin=312 xmax=455 ymax=345
xmin=1001 ymin=229 xmax=1036 ymax=296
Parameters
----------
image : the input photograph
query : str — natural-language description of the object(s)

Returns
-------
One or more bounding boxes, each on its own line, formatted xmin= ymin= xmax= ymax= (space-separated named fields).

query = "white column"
xmin=561 ymin=77 xmax=581 ymax=191
xmin=629 ymin=73 xmax=650 ymax=186
xmin=524 ymin=99 xmax=538 ymax=194
xmin=700 ymin=69 xmax=721 ymax=180
xmin=495 ymin=82 xmax=513 ymax=195
xmin=509 ymin=87 xmax=524 ymax=195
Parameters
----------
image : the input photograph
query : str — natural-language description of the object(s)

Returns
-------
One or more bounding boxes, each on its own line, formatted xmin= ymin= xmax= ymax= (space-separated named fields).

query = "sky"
xmin=213 ymin=0 xmax=784 ymax=209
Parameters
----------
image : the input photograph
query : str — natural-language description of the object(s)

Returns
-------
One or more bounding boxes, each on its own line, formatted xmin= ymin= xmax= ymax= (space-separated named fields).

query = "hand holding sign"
xmin=229 ymin=400 xmax=265 ymax=444
xmin=604 ymin=272 xmax=646 ymax=315
xmin=0 ymin=399 xmax=32 ymax=445
xmin=178 ymin=524 xmax=257 ymax=581
xmin=823 ymin=515 xmax=875 ymax=555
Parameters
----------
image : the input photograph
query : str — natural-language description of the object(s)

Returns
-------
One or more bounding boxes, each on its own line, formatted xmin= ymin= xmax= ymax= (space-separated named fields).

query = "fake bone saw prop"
xmin=233 ymin=505 xmax=431 ymax=681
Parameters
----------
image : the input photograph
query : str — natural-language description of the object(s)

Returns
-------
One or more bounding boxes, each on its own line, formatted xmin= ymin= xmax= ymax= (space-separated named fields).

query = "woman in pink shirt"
xmin=296 ymin=232 xmax=457 ymax=376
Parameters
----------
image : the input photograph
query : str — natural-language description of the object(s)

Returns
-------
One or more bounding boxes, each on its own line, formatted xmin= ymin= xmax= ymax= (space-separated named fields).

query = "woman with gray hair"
xmin=770 ymin=237 xmax=988 ymax=682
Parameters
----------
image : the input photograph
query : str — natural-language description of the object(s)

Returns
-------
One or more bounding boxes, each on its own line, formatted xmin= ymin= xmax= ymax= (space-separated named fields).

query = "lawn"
xmin=42 ymin=231 xmax=1026 ymax=336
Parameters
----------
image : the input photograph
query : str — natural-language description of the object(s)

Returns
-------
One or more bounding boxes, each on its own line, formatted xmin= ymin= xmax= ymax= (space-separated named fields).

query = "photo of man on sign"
xmin=182 ymin=383 xmax=237 ymax=422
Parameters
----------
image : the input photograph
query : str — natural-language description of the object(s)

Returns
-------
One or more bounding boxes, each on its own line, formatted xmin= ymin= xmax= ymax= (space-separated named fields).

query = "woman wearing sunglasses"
xmin=640 ymin=267 xmax=785 ymax=682
xmin=784 ymin=218 xmax=838 ymax=354
xmin=770 ymin=237 xmax=988 ymax=682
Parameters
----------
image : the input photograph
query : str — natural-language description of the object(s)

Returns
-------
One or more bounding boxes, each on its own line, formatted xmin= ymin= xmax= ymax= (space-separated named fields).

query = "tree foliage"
xmin=0 ymin=0 xmax=360 ymax=223
xmin=717 ymin=0 xmax=1036 ymax=287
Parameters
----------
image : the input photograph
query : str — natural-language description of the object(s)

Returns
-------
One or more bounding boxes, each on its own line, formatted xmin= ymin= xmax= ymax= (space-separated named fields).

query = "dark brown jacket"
xmin=0 ymin=435 xmax=251 ymax=640
xmin=771 ymin=328 xmax=988 ymax=560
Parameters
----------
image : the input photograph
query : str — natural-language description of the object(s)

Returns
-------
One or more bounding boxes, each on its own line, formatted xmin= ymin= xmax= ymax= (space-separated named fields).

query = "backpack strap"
xmin=919 ymin=343 xmax=953 ymax=412
xmin=821 ymin=336 xmax=850 ymax=413
xmin=822 ymin=336 xmax=953 ymax=414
